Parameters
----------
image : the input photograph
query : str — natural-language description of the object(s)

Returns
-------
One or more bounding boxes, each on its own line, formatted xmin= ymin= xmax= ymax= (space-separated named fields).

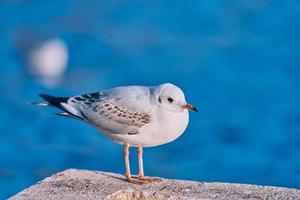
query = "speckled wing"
xmin=67 ymin=88 xmax=151 ymax=135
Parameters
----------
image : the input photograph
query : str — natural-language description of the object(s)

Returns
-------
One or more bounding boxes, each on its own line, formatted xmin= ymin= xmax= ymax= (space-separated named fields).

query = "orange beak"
xmin=182 ymin=104 xmax=198 ymax=112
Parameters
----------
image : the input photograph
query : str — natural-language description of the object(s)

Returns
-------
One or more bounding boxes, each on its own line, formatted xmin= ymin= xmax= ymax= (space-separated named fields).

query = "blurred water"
xmin=1 ymin=0 xmax=300 ymax=198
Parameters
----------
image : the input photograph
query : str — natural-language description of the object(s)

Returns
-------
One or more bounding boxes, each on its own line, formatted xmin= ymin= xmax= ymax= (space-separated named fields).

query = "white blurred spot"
xmin=28 ymin=38 xmax=68 ymax=87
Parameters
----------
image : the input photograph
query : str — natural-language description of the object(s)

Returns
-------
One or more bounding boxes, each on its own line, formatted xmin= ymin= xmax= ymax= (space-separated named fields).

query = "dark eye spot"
xmin=167 ymin=97 xmax=174 ymax=103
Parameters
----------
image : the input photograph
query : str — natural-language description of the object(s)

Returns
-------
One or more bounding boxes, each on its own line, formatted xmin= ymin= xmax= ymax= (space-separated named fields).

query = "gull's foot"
xmin=125 ymin=176 xmax=148 ymax=185
xmin=138 ymin=176 xmax=162 ymax=182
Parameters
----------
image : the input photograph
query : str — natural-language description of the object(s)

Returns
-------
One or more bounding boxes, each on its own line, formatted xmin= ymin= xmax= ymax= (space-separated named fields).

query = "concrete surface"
xmin=10 ymin=169 xmax=300 ymax=200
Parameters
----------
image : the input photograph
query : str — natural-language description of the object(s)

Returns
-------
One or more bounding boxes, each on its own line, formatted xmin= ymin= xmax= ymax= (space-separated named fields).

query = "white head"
xmin=153 ymin=83 xmax=197 ymax=113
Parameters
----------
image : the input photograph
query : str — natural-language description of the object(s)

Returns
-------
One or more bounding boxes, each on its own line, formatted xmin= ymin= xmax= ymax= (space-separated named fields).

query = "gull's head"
xmin=154 ymin=83 xmax=198 ymax=113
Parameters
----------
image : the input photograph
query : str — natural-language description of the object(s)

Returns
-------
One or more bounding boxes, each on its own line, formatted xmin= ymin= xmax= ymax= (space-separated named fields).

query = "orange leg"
xmin=138 ymin=146 xmax=144 ymax=177
xmin=124 ymin=144 xmax=146 ymax=184
xmin=137 ymin=146 xmax=162 ymax=182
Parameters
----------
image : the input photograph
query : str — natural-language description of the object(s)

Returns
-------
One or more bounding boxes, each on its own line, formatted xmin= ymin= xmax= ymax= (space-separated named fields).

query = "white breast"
xmin=102 ymin=109 xmax=189 ymax=147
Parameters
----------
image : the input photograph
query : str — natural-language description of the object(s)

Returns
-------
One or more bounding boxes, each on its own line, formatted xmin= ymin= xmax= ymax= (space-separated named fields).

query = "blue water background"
xmin=1 ymin=0 xmax=300 ymax=198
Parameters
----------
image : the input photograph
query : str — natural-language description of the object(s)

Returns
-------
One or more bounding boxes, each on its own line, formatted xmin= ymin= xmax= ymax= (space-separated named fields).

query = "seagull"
xmin=33 ymin=83 xmax=197 ymax=184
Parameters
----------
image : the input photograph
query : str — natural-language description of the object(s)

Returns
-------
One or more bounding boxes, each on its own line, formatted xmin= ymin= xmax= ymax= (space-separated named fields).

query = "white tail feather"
xmin=31 ymin=102 xmax=50 ymax=106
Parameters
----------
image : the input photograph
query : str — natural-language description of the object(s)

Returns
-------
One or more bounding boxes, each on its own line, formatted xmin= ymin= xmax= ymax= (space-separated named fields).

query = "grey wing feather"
xmin=66 ymin=89 xmax=151 ymax=135
xmin=82 ymin=101 xmax=150 ymax=135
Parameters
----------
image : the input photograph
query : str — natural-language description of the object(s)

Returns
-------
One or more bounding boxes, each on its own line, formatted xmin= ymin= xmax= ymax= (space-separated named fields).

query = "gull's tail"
xmin=32 ymin=94 xmax=85 ymax=120
xmin=30 ymin=101 xmax=50 ymax=106
xmin=31 ymin=94 xmax=68 ymax=107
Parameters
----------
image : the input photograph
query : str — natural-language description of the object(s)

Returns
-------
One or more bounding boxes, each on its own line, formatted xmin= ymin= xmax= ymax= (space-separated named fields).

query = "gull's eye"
xmin=167 ymin=97 xmax=174 ymax=103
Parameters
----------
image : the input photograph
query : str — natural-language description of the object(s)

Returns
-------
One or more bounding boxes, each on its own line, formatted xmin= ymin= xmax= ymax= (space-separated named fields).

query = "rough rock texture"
xmin=10 ymin=169 xmax=300 ymax=200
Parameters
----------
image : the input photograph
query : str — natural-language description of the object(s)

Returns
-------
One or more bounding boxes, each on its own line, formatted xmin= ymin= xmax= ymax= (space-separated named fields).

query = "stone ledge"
xmin=10 ymin=169 xmax=300 ymax=200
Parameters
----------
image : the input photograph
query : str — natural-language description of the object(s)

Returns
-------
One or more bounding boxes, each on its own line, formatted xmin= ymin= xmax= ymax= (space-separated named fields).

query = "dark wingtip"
xmin=38 ymin=94 xmax=68 ymax=107
xmin=36 ymin=94 xmax=84 ymax=121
